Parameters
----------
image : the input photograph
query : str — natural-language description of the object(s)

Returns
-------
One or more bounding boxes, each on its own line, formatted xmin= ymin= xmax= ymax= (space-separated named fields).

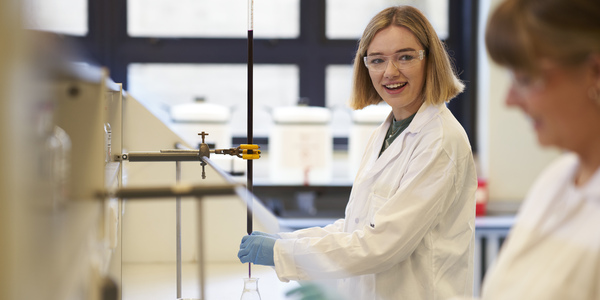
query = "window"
xmin=326 ymin=65 xmax=353 ymax=138
xmin=326 ymin=0 xmax=448 ymax=40
xmin=52 ymin=0 xmax=477 ymax=147
xmin=127 ymin=0 xmax=299 ymax=38
xmin=23 ymin=0 xmax=87 ymax=35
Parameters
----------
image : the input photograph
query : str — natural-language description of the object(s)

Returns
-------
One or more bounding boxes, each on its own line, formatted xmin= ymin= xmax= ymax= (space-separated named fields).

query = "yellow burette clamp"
xmin=214 ymin=144 xmax=261 ymax=160
xmin=198 ymin=131 xmax=261 ymax=160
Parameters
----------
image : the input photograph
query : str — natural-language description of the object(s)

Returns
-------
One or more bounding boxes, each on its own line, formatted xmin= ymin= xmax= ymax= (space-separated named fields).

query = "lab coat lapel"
xmin=585 ymin=163 xmax=600 ymax=200
xmin=356 ymin=112 xmax=393 ymax=181
xmin=361 ymin=103 xmax=438 ymax=179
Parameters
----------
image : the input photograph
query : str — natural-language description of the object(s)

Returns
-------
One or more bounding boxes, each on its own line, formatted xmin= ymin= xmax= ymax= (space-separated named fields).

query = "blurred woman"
xmin=482 ymin=0 xmax=600 ymax=298
xmin=239 ymin=6 xmax=477 ymax=299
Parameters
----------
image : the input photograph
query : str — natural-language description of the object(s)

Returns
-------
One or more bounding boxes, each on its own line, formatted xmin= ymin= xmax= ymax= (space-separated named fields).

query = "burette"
xmin=246 ymin=0 xmax=254 ymax=279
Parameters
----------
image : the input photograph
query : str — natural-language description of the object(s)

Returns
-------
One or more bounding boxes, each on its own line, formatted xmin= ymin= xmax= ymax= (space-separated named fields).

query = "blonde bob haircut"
xmin=485 ymin=0 xmax=600 ymax=73
xmin=349 ymin=6 xmax=464 ymax=110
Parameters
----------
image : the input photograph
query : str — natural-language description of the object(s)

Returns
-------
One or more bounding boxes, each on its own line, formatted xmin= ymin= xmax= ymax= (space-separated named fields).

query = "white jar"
xmin=170 ymin=98 xmax=232 ymax=149
xmin=269 ymin=106 xmax=332 ymax=185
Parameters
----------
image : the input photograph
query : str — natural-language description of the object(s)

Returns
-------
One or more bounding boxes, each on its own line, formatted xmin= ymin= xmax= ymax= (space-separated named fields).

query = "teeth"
xmin=385 ymin=82 xmax=407 ymax=89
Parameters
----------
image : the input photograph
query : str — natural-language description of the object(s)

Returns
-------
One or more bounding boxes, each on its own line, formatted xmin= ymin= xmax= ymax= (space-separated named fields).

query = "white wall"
xmin=0 ymin=2 xmax=26 ymax=298
xmin=477 ymin=0 xmax=560 ymax=203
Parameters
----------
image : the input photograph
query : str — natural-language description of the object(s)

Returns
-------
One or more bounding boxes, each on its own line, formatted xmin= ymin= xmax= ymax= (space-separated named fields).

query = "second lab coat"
xmin=274 ymin=103 xmax=477 ymax=300
xmin=480 ymin=153 xmax=600 ymax=299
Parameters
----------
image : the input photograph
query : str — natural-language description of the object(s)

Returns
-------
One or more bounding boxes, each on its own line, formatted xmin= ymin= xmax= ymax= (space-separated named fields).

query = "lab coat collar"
xmin=381 ymin=102 xmax=444 ymax=145
xmin=403 ymin=102 xmax=444 ymax=134
xmin=581 ymin=161 xmax=600 ymax=199
xmin=380 ymin=102 xmax=442 ymax=136
xmin=362 ymin=103 xmax=443 ymax=177
xmin=561 ymin=153 xmax=600 ymax=199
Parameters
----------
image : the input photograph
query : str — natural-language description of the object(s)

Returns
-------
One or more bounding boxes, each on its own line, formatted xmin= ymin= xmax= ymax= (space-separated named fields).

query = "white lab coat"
xmin=480 ymin=153 xmax=600 ymax=299
xmin=274 ymin=103 xmax=477 ymax=300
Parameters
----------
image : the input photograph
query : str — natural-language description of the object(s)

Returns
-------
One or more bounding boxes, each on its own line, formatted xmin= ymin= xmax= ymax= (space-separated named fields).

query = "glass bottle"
xmin=104 ymin=122 xmax=112 ymax=163
xmin=240 ymin=278 xmax=261 ymax=300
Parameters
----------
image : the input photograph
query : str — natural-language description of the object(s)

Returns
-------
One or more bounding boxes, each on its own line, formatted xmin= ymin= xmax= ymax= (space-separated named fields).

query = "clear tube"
xmin=248 ymin=0 xmax=254 ymax=30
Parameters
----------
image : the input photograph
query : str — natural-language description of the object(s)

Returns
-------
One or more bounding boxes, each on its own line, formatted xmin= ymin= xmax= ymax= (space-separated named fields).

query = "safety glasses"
xmin=363 ymin=50 xmax=425 ymax=72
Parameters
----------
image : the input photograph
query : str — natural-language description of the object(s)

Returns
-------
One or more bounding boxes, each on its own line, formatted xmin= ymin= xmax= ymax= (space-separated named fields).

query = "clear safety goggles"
xmin=508 ymin=70 xmax=546 ymax=97
xmin=363 ymin=50 xmax=425 ymax=72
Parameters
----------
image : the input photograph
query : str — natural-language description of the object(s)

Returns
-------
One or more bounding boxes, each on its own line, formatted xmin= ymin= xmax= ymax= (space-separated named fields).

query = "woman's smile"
xmin=383 ymin=81 xmax=408 ymax=93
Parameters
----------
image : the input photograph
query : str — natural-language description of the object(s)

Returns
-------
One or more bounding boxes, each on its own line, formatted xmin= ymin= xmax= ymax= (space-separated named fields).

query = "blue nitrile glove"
xmin=251 ymin=231 xmax=280 ymax=239
xmin=237 ymin=234 xmax=276 ymax=266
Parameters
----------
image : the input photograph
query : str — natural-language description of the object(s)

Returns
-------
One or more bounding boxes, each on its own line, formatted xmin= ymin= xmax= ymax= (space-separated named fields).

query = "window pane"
xmin=128 ymin=64 xmax=299 ymax=137
xmin=326 ymin=65 xmax=353 ymax=138
xmin=326 ymin=0 xmax=448 ymax=40
xmin=128 ymin=0 xmax=300 ymax=38
xmin=22 ymin=0 xmax=87 ymax=35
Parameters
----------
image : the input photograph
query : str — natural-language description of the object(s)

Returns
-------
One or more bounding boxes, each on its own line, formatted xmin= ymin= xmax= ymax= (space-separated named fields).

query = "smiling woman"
xmin=237 ymin=5 xmax=477 ymax=300
xmin=350 ymin=5 xmax=464 ymax=111
xmin=479 ymin=0 xmax=600 ymax=299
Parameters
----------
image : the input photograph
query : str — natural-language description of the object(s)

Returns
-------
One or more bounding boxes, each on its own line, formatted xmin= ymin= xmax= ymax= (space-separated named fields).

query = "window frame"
xmin=72 ymin=0 xmax=477 ymax=150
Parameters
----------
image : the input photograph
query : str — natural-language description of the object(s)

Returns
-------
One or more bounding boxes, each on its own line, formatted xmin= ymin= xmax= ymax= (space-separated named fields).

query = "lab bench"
xmin=122 ymin=262 xmax=299 ymax=300
xmin=121 ymin=215 xmax=514 ymax=300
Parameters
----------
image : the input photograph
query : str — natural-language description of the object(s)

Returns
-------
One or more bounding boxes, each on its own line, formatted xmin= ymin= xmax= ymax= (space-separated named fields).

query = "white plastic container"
xmin=348 ymin=105 xmax=391 ymax=180
xmin=170 ymin=99 xmax=232 ymax=149
xmin=269 ymin=106 xmax=332 ymax=185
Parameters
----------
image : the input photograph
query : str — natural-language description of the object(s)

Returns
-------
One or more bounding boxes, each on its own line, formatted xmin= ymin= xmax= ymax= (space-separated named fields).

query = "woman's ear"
xmin=589 ymin=53 xmax=600 ymax=84
xmin=588 ymin=53 xmax=600 ymax=103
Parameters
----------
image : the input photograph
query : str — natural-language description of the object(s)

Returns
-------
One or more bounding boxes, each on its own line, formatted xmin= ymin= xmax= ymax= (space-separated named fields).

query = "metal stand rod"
xmin=197 ymin=196 xmax=206 ymax=300
xmin=107 ymin=184 xmax=236 ymax=199
xmin=124 ymin=152 xmax=200 ymax=162
xmin=176 ymin=161 xmax=182 ymax=299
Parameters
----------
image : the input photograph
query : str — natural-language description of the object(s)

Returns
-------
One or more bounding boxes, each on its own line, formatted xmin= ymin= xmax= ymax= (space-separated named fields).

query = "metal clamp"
xmin=199 ymin=131 xmax=261 ymax=160
xmin=213 ymin=144 xmax=261 ymax=160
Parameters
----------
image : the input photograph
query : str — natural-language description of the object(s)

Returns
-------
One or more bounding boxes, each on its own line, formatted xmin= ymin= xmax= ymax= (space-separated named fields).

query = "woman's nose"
xmin=505 ymin=85 xmax=524 ymax=108
xmin=383 ymin=61 xmax=401 ymax=77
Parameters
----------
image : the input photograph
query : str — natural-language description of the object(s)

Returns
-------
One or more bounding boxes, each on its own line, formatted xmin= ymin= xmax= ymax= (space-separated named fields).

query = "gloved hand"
xmin=237 ymin=234 xmax=276 ymax=266
xmin=251 ymin=231 xmax=281 ymax=239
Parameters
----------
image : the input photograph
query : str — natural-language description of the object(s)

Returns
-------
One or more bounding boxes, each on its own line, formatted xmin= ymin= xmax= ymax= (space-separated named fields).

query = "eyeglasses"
xmin=363 ymin=50 xmax=425 ymax=72
xmin=508 ymin=70 xmax=546 ymax=97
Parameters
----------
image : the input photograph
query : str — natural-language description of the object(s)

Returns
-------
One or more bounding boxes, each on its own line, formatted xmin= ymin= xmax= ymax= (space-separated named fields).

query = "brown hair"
xmin=349 ymin=6 xmax=464 ymax=110
xmin=485 ymin=0 xmax=600 ymax=72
